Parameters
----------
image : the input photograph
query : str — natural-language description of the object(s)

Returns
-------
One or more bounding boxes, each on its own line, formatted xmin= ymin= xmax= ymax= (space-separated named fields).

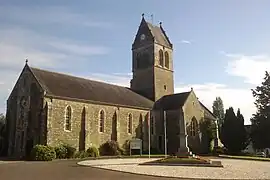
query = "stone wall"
xmin=182 ymin=90 xmax=204 ymax=153
xmin=7 ymin=65 xmax=44 ymax=157
xmin=45 ymin=97 xmax=150 ymax=151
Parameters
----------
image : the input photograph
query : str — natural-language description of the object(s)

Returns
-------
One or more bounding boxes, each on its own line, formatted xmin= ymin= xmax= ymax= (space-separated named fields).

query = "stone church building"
xmin=5 ymin=15 xmax=217 ymax=157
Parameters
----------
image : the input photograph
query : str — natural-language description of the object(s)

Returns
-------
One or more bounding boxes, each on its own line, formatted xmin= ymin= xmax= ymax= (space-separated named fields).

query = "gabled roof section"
xmin=132 ymin=16 xmax=173 ymax=49
xmin=153 ymin=91 xmax=191 ymax=110
xmin=29 ymin=67 xmax=154 ymax=109
xmin=145 ymin=21 xmax=172 ymax=48
xmin=199 ymin=101 xmax=216 ymax=120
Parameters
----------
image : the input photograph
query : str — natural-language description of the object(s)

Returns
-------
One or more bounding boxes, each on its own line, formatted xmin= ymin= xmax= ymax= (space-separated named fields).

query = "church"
xmin=5 ymin=15 xmax=217 ymax=158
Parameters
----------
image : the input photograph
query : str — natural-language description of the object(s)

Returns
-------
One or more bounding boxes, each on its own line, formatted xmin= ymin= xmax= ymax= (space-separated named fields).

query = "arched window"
xmin=190 ymin=117 xmax=198 ymax=137
xmin=128 ymin=113 xmax=132 ymax=134
xmin=150 ymin=115 xmax=154 ymax=135
xmin=65 ymin=106 xmax=72 ymax=131
xmin=165 ymin=51 xmax=169 ymax=68
xmin=136 ymin=53 xmax=142 ymax=69
xmin=159 ymin=49 xmax=164 ymax=66
xmin=139 ymin=114 xmax=143 ymax=137
xmin=99 ymin=110 xmax=105 ymax=132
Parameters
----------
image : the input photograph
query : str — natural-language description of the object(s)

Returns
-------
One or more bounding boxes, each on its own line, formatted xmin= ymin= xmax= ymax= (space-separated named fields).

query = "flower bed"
xmin=139 ymin=155 xmax=223 ymax=167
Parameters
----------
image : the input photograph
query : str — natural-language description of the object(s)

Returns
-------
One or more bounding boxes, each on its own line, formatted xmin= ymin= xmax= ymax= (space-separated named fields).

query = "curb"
xmin=218 ymin=155 xmax=270 ymax=162
xmin=76 ymin=162 xmax=215 ymax=180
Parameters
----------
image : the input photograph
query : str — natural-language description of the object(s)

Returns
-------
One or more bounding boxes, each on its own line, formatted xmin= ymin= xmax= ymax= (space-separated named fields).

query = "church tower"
xmin=130 ymin=15 xmax=174 ymax=102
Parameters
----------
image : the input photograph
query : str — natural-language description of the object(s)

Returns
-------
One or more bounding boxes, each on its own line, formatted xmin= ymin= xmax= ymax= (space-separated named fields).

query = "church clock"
xmin=140 ymin=34 xmax=145 ymax=41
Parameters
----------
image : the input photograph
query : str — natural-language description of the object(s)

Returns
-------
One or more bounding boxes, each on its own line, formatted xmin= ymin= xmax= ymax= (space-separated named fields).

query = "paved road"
xmin=0 ymin=160 xmax=187 ymax=180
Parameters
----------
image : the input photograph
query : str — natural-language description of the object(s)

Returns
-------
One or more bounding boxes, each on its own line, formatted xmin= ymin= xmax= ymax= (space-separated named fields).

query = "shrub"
xmin=54 ymin=145 xmax=68 ymax=159
xmin=99 ymin=140 xmax=122 ymax=156
xmin=74 ymin=151 xmax=90 ymax=159
xmin=31 ymin=145 xmax=56 ymax=161
xmin=62 ymin=144 xmax=76 ymax=158
xmin=214 ymin=146 xmax=225 ymax=154
xmin=86 ymin=146 xmax=100 ymax=157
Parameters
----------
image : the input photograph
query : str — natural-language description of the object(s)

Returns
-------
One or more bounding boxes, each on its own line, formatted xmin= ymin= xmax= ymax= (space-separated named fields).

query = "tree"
xmin=200 ymin=119 xmax=216 ymax=154
xmin=220 ymin=107 xmax=247 ymax=154
xmin=0 ymin=113 xmax=5 ymax=125
xmin=0 ymin=113 xmax=6 ymax=156
xmin=212 ymin=97 xmax=225 ymax=128
xmin=250 ymin=71 xmax=270 ymax=149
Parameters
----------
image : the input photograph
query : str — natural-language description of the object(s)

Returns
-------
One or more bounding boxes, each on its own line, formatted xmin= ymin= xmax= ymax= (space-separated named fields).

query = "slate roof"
xmin=153 ymin=91 xmax=191 ymax=110
xmin=199 ymin=101 xmax=216 ymax=120
xmin=146 ymin=22 xmax=172 ymax=48
xmin=153 ymin=91 xmax=216 ymax=120
xmin=29 ymin=66 xmax=154 ymax=109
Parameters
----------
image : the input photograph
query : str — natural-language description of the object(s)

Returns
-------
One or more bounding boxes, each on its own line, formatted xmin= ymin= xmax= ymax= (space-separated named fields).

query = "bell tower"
xmin=130 ymin=15 xmax=174 ymax=102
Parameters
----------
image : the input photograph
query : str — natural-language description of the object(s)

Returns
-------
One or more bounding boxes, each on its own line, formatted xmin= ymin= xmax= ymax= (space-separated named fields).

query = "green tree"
xmin=250 ymin=71 xmax=270 ymax=149
xmin=0 ymin=113 xmax=5 ymax=125
xmin=220 ymin=107 xmax=247 ymax=154
xmin=212 ymin=97 xmax=225 ymax=129
xmin=200 ymin=119 xmax=216 ymax=154
xmin=0 ymin=113 xmax=6 ymax=156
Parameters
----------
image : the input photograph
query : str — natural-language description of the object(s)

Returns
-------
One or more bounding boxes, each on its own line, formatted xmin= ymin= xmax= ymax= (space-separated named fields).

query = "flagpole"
xmin=164 ymin=110 xmax=167 ymax=157
xmin=148 ymin=111 xmax=151 ymax=158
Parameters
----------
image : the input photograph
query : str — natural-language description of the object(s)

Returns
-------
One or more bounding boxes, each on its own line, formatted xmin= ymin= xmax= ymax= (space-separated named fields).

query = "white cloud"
xmin=180 ymin=40 xmax=192 ymax=44
xmin=0 ymin=5 xmax=112 ymax=114
xmin=224 ymin=51 xmax=270 ymax=85
xmin=0 ymin=6 xmax=113 ymax=28
xmin=175 ymin=83 xmax=254 ymax=125
xmin=48 ymin=41 xmax=109 ymax=56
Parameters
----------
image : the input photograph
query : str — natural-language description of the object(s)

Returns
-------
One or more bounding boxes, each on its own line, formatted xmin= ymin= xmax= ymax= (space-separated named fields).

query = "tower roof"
xmin=132 ymin=16 xmax=173 ymax=49
xmin=145 ymin=21 xmax=172 ymax=48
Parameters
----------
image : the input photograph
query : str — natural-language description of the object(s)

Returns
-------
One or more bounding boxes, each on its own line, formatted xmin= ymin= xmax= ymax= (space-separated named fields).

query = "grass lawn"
xmin=219 ymin=154 xmax=270 ymax=161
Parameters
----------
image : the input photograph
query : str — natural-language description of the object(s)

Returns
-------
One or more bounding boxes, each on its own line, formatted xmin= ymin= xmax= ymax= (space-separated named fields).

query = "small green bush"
xmin=86 ymin=146 xmax=100 ymax=157
xmin=62 ymin=144 xmax=76 ymax=158
xmin=54 ymin=145 xmax=68 ymax=159
xmin=74 ymin=151 xmax=90 ymax=159
xmin=99 ymin=140 xmax=122 ymax=156
xmin=31 ymin=145 xmax=56 ymax=161
xmin=214 ymin=146 xmax=225 ymax=154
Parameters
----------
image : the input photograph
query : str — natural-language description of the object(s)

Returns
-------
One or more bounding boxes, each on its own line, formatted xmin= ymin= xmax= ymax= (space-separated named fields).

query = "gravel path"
xmin=78 ymin=158 xmax=270 ymax=179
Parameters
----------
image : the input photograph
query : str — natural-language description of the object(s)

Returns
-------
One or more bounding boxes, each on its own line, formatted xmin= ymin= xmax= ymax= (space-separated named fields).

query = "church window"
xmin=159 ymin=50 xmax=164 ymax=66
xmin=139 ymin=114 xmax=143 ymax=137
xmin=190 ymin=117 xmax=198 ymax=137
xmin=165 ymin=51 xmax=169 ymax=68
xmin=20 ymin=131 xmax=24 ymax=150
xmin=65 ymin=106 xmax=72 ymax=131
xmin=164 ymin=85 xmax=167 ymax=90
xmin=150 ymin=115 xmax=154 ymax=135
xmin=99 ymin=110 xmax=105 ymax=132
xmin=128 ymin=113 xmax=132 ymax=134
xmin=136 ymin=53 xmax=142 ymax=69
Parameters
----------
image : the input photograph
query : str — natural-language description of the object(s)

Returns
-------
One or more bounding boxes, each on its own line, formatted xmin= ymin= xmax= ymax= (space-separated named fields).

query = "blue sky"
xmin=1 ymin=0 xmax=270 ymax=124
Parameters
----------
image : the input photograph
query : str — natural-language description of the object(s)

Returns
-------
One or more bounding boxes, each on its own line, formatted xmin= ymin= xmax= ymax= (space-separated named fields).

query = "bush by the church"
xmin=74 ymin=151 xmax=90 ymax=159
xmin=99 ymin=140 xmax=122 ymax=156
xmin=30 ymin=145 xmax=56 ymax=161
xmin=62 ymin=144 xmax=76 ymax=158
xmin=86 ymin=146 xmax=100 ymax=157
xmin=54 ymin=145 xmax=68 ymax=159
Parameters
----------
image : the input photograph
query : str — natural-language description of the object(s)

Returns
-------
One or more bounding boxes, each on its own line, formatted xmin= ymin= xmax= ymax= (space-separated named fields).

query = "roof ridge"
xmin=163 ymin=91 xmax=191 ymax=98
xmin=29 ymin=66 xmax=131 ymax=90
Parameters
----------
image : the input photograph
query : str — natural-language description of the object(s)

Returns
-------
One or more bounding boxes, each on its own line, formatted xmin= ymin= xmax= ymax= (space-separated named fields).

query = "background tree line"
xmin=212 ymin=97 xmax=248 ymax=154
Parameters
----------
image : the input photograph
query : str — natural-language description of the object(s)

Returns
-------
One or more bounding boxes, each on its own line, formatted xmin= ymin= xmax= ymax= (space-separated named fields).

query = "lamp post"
xmin=148 ymin=110 xmax=151 ymax=158
xmin=164 ymin=110 xmax=167 ymax=157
